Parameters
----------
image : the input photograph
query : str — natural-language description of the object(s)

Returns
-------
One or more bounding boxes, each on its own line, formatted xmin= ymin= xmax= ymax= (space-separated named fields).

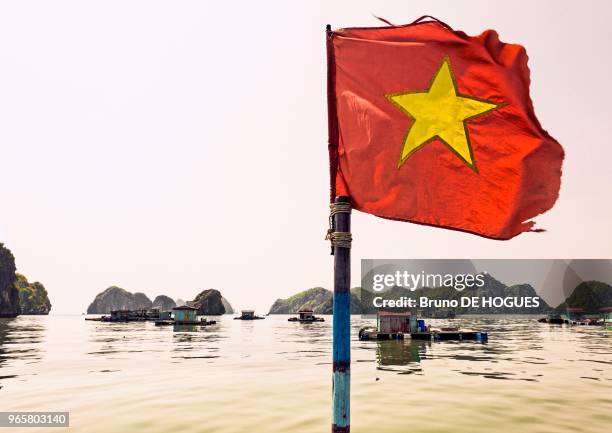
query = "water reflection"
xmin=0 ymin=318 xmax=10 ymax=367
xmin=84 ymin=319 xmax=226 ymax=360
xmin=376 ymin=340 xmax=427 ymax=366
xmin=173 ymin=324 xmax=199 ymax=333
xmin=1 ymin=315 xmax=611 ymax=433
xmin=86 ymin=322 xmax=149 ymax=356
xmin=0 ymin=317 xmax=45 ymax=386
xmin=374 ymin=340 xmax=429 ymax=374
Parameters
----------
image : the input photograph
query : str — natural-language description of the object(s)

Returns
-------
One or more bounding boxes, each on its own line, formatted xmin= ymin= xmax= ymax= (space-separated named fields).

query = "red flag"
xmin=326 ymin=17 xmax=564 ymax=240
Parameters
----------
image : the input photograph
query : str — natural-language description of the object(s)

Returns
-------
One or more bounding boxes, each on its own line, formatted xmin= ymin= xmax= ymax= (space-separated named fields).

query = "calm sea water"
xmin=0 ymin=315 xmax=610 ymax=433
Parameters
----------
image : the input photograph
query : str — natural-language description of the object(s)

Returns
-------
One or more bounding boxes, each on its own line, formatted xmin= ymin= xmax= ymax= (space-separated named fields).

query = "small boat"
xmin=288 ymin=309 xmax=324 ymax=323
xmin=234 ymin=310 xmax=265 ymax=320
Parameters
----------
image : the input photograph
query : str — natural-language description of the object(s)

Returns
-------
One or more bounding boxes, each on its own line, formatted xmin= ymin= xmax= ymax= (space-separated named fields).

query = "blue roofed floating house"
xmin=154 ymin=305 xmax=216 ymax=327
xmin=172 ymin=305 xmax=198 ymax=323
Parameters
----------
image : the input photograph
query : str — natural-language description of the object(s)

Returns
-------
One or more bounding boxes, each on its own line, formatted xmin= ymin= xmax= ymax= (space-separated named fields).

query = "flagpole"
xmin=331 ymin=195 xmax=351 ymax=433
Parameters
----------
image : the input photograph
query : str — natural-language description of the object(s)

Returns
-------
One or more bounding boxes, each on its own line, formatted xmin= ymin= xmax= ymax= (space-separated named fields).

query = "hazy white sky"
xmin=1 ymin=1 xmax=611 ymax=314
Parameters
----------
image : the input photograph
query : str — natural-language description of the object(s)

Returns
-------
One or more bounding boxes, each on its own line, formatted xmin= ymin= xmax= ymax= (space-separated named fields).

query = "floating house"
xmin=538 ymin=313 xmax=567 ymax=324
xmin=562 ymin=307 xmax=598 ymax=325
xmin=377 ymin=311 xmax=418 ymax=334
xmin=288 ymin=309 xmax=324 ymax=322
xmin=359 ymin=310 xmax=487 ymax=342
xmin=87 ymin=307 xmax=215 ymax=327
xmin=95 ymin=309 xmax=157 ymax=322
xmin=147 ymin=308 xmax=161 ymax=319
xmin=539 ymin=307 xmax=612 ymax=326
xmin=154 ymin=306 xmax=216 ymax=327
xmin=159 ymin=311 xmax=172 ymax=320
xmin=359 ymin=311 xmax=417 ymax=340
xmin=110 ymin=310 xmax=130 ymax=321
xmin=234 ymin=310 xmax=265 ymax=320
xmin=172 ymin=305 xmax=198 ymax=323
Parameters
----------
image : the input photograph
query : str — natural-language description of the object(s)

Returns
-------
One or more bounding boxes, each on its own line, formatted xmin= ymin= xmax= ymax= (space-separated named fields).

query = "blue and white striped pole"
xmin=331 ymin=196 xmax=351 ymax=433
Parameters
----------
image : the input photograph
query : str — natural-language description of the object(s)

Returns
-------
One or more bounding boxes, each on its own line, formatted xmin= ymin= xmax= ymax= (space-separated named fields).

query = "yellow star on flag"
xmin=386 ymin=57 xmax=500 ymax=170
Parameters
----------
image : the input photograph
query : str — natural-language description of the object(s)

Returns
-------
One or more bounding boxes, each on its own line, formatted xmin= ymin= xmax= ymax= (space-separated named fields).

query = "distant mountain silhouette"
xmin=268 ymin=287 xmax=362 ymax=314
xmin=87 ymin=287 xmax=153 ymax=313
xmin=556 ymin=281 xmax=612 ymax=313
